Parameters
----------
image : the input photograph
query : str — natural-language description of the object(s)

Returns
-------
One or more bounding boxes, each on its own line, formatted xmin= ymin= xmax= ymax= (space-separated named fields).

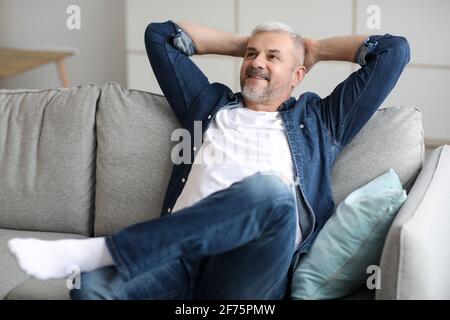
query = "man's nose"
xmin=251 ymin=53 xmax=266 ymax=69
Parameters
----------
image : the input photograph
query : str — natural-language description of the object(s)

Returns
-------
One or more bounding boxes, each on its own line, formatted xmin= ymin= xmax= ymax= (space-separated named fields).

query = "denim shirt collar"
xmin=232 ymin=93 xmax=297 ymax=112
xmin=278 ymin=97 xmax=297 ymax=112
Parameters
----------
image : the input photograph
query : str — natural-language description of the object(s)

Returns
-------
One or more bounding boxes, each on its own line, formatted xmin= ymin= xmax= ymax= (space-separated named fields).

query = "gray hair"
xmin=251 ymin=21 xmax=305 ymax=66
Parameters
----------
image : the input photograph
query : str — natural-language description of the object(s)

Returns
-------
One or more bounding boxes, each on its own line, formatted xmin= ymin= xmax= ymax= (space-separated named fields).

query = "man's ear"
xmin=291 ymin=65 xmax=307 ymax=88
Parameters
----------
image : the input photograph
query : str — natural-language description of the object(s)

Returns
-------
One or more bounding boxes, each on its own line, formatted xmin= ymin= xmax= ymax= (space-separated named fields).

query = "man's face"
xmin=240 ymin=31 xmax=303 ymax=105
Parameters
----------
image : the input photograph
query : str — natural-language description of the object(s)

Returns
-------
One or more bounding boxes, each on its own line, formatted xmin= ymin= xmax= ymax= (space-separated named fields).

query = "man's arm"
xmin=303 ymin=35 xmax=369 ymax=72
xmin=175 ymin=21 xmax=249 ymax=57
xmin=144 ymin=21 xmax=213 ymax=123
xmin=145 ymin=21 xmax=248 ymax=124
xmin=304 ymin=34 xmax=410 ymax=148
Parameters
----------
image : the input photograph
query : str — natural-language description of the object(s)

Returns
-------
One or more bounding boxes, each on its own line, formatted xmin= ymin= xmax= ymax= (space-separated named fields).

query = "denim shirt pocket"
xmin=299 ymin=117 xmax=321 ymax=163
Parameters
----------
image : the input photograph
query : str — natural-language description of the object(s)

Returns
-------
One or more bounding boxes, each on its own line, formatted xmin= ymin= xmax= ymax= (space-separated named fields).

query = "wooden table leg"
xmin=56 ymin=59 xmax=69 ymax=88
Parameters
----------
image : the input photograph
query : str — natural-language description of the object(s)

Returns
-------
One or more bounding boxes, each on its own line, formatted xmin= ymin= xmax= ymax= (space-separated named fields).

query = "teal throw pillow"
xmin=291 ymin=168 xmax=407 ymax=300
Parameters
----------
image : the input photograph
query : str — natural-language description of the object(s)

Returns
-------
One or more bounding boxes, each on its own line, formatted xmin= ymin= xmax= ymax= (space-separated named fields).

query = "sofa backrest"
xmin=331 ymin=105 xmax=424 ymax=204
xmin=0 ymin=85 xmax=99 ymax=236
xmin=95 ymin=82 xmax=425 ymax=236
xmin=0 ymin=82 xmax=425 ymax=238
xmin=94 ymin=82 xmax=178 ymax=236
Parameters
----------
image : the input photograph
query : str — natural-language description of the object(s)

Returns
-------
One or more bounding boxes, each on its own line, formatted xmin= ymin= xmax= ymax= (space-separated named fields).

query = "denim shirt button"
xmin=299 ymin=123 xmax=305 ymax=129
xmin=167 ymin=207 xmax=171 ymax=213
xmin=207 ymin=114 xmax=212 ymax=119
xmin=181 ymin=178 xmax=186 ymax=183
xmin=193 ymin=146 xmax=197 ymax=151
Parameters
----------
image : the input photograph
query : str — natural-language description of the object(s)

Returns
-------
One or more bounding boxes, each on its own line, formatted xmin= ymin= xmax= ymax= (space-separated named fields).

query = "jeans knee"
xmin=242 ymin=171 xmax=294 ymax=202
xmin=235 ymin=171 xmax=297 ymax=224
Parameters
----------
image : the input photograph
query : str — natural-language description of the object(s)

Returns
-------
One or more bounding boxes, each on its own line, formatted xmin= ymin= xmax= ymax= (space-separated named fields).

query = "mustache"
xmin=246 ymin=67 xmax=270 ymax=81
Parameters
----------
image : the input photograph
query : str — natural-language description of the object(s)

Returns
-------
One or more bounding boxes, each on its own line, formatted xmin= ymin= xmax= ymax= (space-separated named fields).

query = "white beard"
xmin=241 ymin=79 xmax=280 ymax=104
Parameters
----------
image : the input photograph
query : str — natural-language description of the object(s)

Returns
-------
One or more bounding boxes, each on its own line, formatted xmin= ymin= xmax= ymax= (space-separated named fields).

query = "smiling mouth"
xmin=248 ymin=75 xmax=268 ymax=81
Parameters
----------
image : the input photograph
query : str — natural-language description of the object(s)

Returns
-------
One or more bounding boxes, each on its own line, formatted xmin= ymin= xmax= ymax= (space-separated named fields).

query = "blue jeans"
xmin=70 ymin=172 xmax=299 ymax=300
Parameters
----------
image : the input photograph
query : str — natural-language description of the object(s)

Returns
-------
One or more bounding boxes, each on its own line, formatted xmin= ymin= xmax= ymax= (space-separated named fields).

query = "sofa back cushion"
xmin=94 ymin=82 xmax=178 ymax=236
xmin=331 ymin=106 xmax=424 ymax=205
xmin=0 ymin=85 xmax=99 ymax=236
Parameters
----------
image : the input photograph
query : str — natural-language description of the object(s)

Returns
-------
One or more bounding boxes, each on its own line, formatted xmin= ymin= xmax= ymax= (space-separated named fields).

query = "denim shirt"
xmin=144 ymin=20 xmax=410 ymax=255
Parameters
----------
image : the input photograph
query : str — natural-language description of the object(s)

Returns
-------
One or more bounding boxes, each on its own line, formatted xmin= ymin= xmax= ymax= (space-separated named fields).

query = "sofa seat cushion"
xmin=6 ymin=278 xmax=71 ymax=300
xmin=0 ymin=228 xmax=86 ymax=300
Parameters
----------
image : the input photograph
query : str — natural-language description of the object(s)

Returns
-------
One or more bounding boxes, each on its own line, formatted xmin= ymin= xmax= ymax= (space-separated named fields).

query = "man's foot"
xmin=7 ymin=237 xmax=114 ymax=280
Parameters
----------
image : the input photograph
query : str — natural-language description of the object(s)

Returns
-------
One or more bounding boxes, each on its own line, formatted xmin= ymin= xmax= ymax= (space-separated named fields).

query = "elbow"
xmin=144 ymin=20 xmax=177 ymax=45
xmin=380 ymin=35 xmax=411 ymax=68
xmin=358 ymin=34 xmax=411 ymax=68
xmin=392 ymin=35 xmax=411 ymax=67
xmin=144 ymin=22 xmax=163 ymax=44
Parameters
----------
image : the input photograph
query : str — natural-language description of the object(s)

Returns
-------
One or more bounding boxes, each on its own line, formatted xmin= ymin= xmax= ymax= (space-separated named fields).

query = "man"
xmin=8 ymin=20 xmax=410 ymax=300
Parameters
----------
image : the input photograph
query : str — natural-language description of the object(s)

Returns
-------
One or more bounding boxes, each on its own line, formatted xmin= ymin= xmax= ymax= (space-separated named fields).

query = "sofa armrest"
xmin=376 ymin=145 xmax=450 ymax=299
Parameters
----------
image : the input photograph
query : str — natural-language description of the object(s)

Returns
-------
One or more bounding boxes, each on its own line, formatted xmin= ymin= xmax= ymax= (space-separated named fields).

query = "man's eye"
xmin=246 ymin=52 xmax=256 ymax=57
xmin=270 ymin=55 xmax=279 ymax=61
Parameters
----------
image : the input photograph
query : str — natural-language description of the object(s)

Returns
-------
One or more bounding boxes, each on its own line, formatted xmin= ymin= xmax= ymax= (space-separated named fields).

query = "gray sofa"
xmin=0 ymin=82 xmax=449 ymax=300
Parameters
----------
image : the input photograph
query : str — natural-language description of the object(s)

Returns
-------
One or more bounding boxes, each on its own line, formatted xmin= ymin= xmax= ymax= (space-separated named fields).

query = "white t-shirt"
xmin=172 ymin=102 xmax=302 ymax=248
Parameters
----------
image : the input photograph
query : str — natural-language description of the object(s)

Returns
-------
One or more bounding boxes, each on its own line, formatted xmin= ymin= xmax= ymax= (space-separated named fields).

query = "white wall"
xmin=125 ymin=0 xmax=238 ymax=93
xmin=0 ymin=0 xmax=126 ymax=89
xmin=0 ymin=1 xmax=447 ymax=142
xmin=356 ymin=0 xmax=450 ymax=143
xmin=125 ymin=0 xmax=450 ymax=143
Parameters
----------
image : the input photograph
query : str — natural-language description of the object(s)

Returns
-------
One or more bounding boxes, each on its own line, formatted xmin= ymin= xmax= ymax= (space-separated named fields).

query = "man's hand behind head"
xmin=302 ymin=37 xmax=320 ymax=73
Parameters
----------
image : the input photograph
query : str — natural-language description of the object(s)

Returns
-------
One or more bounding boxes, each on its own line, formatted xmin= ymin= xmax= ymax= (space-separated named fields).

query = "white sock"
xmin=7 ymin=237 xmax=114 ymax=280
